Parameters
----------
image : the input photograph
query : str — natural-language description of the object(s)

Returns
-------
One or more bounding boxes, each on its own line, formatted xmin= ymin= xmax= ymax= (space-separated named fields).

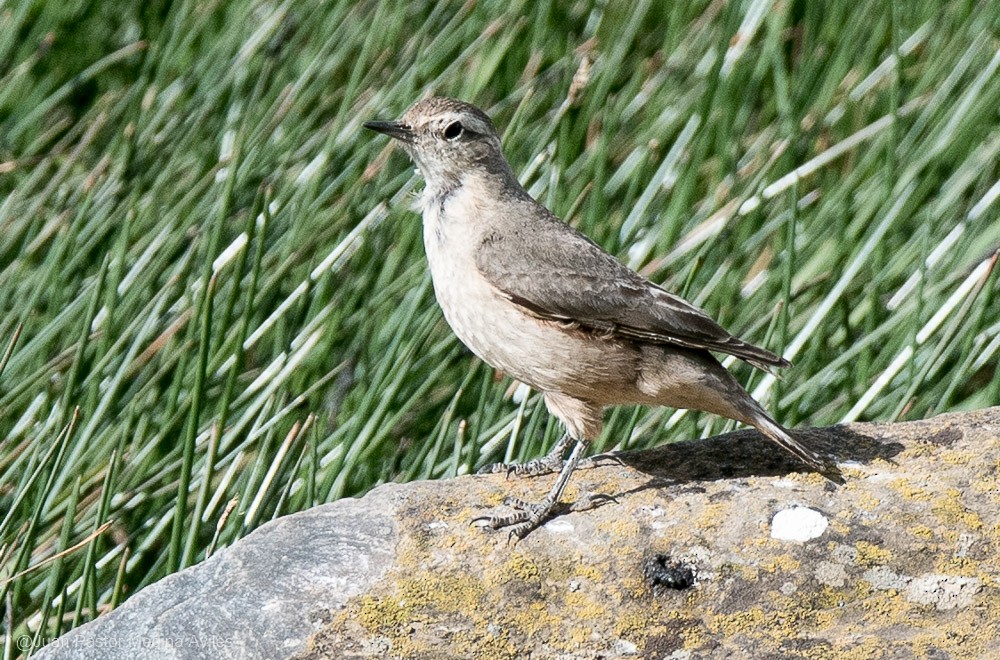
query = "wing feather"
xmin=475 ymin=213 xmax=789 ymax=370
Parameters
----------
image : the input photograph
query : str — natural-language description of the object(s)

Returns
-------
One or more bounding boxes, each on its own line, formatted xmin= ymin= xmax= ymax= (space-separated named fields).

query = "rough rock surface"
xmin=38 ymin=408 xmax=1000 ymax=659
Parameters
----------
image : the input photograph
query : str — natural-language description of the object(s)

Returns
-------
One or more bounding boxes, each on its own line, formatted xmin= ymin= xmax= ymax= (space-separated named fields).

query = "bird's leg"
xmin=475 ymin=438 xmax=607 ymax=540
xmin=478 ymin=433 xmax=574 ymax=477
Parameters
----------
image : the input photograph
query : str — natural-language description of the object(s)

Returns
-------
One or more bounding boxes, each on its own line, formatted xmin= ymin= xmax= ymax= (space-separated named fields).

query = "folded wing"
xmin=475 ymin=214 xmax=789 ymax=371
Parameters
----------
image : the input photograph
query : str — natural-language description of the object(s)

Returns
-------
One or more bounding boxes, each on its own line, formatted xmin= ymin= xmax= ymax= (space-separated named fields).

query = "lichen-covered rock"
xmin=39 ymin=408 xmax=1000 ymax=659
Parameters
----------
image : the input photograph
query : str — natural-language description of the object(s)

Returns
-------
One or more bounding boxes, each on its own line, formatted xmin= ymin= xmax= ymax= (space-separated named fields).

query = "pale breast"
xmin=419 ymin=183 xmax=641 ymax=400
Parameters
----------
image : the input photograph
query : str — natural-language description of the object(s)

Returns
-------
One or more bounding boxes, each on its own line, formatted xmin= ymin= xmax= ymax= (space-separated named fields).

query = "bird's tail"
xmin=748 ymin=410 xmax=843 ymax=484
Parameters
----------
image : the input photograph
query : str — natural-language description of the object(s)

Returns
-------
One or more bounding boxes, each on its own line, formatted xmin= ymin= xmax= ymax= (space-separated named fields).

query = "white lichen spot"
xmin=863 ymin=565 xmax=907 ymax=591
xmin=905 ymin=574 xmax=982 ymax=610
xmin=864 ymin=569 xmax=982 ymax=611
xmin=815 ymin=560 xmax=849 ymax=587
xmin=544 ymin=518 xmax=575 ymax=534
xmin=770 ymin=505 xmax=828 ymax=542
xmin=613 ymin=639 xmax=638 ymax=655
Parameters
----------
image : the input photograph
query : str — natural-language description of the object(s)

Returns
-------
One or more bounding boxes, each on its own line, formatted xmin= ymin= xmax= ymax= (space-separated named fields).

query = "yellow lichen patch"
xmin=795 ymin=643 xmax=837 ymax=660
xmin=909 ymin=524 xmax=935 ymax=540
xmin=888 ymin=478 xmax=934 ymax=502
xmin=623 ymin=609 xmax=695 ymax=654
xmin=484 ymin=552 xmax=543 ymax=587
xmin=838 ymin=465 xmax=869 ymax=480
xmin=500 ymin=600 xmax=561 ymax=644
xmin=934 ymin=555 xmax=979 ymax=574
xmin=853 ymin=591 xmax=908 ymax=625
xmin=834 ymin=636 xmax=894 ymax=659
xmin=561 ymin=591 xmax=606 ymax=632
xmin=471 ymin=488 xmax=509 ymax=509
xmin=937 ymin=528 xmax=962 ymax=545
xmin=741 ymin=535 xmax=771 ymax=550
xmin=761 ymin=554 xmax=801 ymax=573
xmin=506 ymin=552 xmax=541 ymax=582
xmin=707 ymin=606 xmax=773 ymax=638
xmin=931 ymin=489 xmax=983 ymax=530
xmin=567 ymin=624 xmax=592 ymax=646
xmin=900 ymin=444 xmax=934 ymax=459
xmin=595 ymin=513 xmax=642 ymax=540
xmin=798 ymin=471 xmax=833 ymax=488
xmin=613 ymin=609 xmax=658 ymax=641
xmin=855 ymin=491 xmax=881 ymax=512
xmin=806 ymin=609 xmax=837 ymax=634
xmin=854 ymin=541 xmax=893 ymax=567
xmin=761 ymin=588 xmax=842 ymax=634
xmin=681 ymin=622 xmax=713 ymax=650
xmin=811 ymin=584 xmax=854 ymax=611
xmin=571 ymin=563 xmax=603 ymax=583
xmin=354 ymin=594 xmax=415 ymax=633
xmin=620 ymin=574 xmax=649 ymax=599
xmin=978 ymin=571 xmax=999 ymax=589
xmin=451 ymin=628 xmax=518 ymax=660
xmin=910 ymin=629 xmax=986 ymax=660
xmin=829 ymin=519 xmax=851 ymax=536
xmin=696 ymin=502 xmax=727 ymax=530
xmin=939 ymin=448 xmax=974 ymax=465
xmin=397 ymin=571 xmax=488 ymax=616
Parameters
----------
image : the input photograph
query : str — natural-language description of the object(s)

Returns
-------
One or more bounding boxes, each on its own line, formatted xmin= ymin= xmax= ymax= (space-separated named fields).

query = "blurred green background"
xmin=1 ymin=0 xmax=998 ymax=649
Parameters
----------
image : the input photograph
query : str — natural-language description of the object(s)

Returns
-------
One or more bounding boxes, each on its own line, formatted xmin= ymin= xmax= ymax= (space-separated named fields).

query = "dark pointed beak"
xmin=363 ymin=120 xmax=414 ymax=143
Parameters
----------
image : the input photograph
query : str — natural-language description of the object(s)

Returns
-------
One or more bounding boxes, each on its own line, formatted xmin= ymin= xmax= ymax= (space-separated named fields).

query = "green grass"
xmin=1 ymin=0 xmax=998 ymax=651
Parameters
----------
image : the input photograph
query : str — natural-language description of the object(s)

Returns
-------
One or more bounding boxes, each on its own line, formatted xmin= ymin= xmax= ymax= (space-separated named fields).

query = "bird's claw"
xmin=471 ymin=491 xmax=617 ymax=542
xmin=477 ymin=434 xmax=575 ymax=478
xmin=471 ymin=495 xmax=558 ymax=542
xmin=478 ymin=455 xmax=567 ymax=477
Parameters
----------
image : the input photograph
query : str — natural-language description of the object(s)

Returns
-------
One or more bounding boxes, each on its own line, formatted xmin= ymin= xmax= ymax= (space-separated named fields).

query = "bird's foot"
xmin=472 ymin=495 xmax=558 ymax=541
xmin=472 ymin=492 xmax=617 ymax=542
xmin=478 ymin=433 xmax=574 ymax=477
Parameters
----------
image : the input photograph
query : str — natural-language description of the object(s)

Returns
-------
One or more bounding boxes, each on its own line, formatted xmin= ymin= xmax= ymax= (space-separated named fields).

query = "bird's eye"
xmin=443 ymin=121 xmax=464 ymax=140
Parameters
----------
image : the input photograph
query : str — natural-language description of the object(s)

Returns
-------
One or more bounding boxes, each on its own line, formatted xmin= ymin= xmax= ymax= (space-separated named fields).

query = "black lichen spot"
xmin=644 ymin=554 xmax=696 ymax=594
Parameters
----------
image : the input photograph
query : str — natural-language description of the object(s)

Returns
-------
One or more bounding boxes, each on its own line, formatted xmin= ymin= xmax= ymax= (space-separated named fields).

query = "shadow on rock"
xmin=590 ymin=424 xmax=901 ymax=487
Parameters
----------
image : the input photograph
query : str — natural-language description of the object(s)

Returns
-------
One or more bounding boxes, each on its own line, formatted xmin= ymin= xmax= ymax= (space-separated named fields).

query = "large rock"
xmin=38 ymin=408 xmax=1000 ymax=658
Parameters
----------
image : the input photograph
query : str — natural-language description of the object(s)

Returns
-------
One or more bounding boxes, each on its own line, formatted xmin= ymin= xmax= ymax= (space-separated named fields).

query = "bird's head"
xmin=364 ymin=97 xmax=508 ymax=192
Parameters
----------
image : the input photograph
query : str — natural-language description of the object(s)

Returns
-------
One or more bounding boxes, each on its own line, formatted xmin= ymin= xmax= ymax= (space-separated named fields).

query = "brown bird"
xmin=364 ymin=97 xmax=840 ymax=540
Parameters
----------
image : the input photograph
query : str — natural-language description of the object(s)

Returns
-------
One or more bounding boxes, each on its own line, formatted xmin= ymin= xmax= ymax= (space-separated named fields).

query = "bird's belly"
xmin=420 ymin=186 xmax=639 ymax=401
xmin=427 ymin=254 xmax=638 ymax=400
